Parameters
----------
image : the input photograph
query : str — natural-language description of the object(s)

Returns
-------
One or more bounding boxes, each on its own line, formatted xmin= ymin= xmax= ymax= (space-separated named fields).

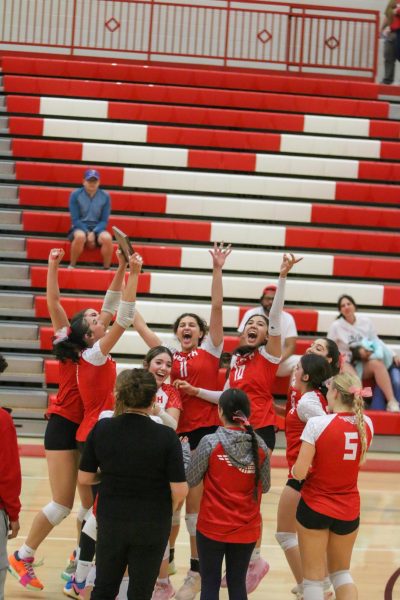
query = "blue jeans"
xmin=370 ymin=366 xmax=400 ymax=410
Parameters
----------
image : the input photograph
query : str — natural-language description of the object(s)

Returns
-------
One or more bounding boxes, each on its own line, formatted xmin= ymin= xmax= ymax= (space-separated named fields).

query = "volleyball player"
xmin=291 ymin=372 xmax=374 ymax=600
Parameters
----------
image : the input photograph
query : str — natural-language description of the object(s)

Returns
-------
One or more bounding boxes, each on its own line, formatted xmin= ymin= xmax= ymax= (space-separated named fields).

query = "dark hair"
xmin=337 ymin=294 xmax=357 ymax=319
xmin=0 ymin=354 xmax=8 ymax=374
xmin=300 ymin=354 xmax=332 ymax=390
xmin=115 ymin=368 xmax=157 ymax=409
xmin=219 ymin=388 xmax=260 ymax=500
xmin=143 ymin=346 xmax=173 ymax=367
xmin=320 ymin=337 xmax=340 ymax=376
xmin=172 ymin=313 xmax=208 ymax=343
xmin=53 ymin=310 xmax=90 ymax=363
xmin=234 ymin=314 xmax=269 ymax=357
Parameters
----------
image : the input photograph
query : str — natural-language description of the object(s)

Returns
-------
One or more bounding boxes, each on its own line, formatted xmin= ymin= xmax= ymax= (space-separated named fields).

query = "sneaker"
xmin=175 ymin=571 xmax=201 ymax=600
xmin=387 ymin=399 xmax=400 ymax=413
xmin=61 ymin=550 xmax=77 ymax=581
xmin=63 ymin=574 xmax=86 ymax=599
xmin=246 ymin=557 xmax=270 ymax=594
xmin=152 ymin=580 xmax=176 ymax=599
xmin=8 ymin=551 xmax=44 ymax=590
xmin=67 ymin=265 xmax=75 ymax=269
xmin=168 ymin=559 xmax=177 ymax=576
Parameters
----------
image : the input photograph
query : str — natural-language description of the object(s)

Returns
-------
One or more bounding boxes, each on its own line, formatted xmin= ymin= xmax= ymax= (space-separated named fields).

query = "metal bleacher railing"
xmin=0 ymin=0 xmax=379 ymax=78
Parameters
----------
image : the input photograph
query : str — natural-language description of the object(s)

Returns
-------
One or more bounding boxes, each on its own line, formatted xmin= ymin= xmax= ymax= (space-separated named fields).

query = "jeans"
xmin=196 ymin=530 xmax=256 ymax=600
xmin=370 ymin=365 xmax=400 ymax=410
xmin=91 ymin=516 xmax=170 ymax=600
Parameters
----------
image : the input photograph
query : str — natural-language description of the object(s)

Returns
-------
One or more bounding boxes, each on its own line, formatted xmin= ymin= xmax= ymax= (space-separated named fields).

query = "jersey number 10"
xmin=343 ymin=432 xmax=359 ymax=460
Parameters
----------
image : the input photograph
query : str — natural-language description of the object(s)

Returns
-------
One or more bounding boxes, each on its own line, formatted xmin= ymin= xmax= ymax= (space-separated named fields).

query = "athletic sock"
xmin=118 ymin=576 xmax=129 ymax=599
xmin=169 ymin=547 xmax=175 ymax=563
xmin=157 ymin=577 xmax=169 ymax=585
xmin=323 ymin=577 xmax=331 ymax=591
xmin=250 ymin=547 xmax=261 ymax=563
xmin=75 ymin=560 xmax=92 ymax=583
xmin=190 ymin=558 xmax=200 ymax=573
xmin=18 ymin=544 xmax=35 ymax=560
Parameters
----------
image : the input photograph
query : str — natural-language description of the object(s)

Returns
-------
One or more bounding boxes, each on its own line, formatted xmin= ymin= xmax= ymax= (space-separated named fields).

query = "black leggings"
xmin=196 ymin=530 xmax=256 ymax=600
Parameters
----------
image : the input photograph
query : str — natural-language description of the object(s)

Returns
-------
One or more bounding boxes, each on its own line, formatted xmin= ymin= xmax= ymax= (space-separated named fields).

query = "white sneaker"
xmin=152 ymin=580 xmax=175 ymax=599
xmin=175 ymin=571 xmax=201 ymax=600
xmin=387 ymin=399 xmax=400 ymax=412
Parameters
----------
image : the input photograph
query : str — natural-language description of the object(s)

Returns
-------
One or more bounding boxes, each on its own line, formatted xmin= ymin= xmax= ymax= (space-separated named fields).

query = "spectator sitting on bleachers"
xmin=238 ymin=284 xmax=298 ymax=377
xmin=68 ymin=169 xmax=113 ymax=269
xmin=327 ymin=294 xmax=400 ymax=412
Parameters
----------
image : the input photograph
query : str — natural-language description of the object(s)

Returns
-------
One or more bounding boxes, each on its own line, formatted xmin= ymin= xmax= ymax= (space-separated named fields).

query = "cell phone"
xmin=112 ymin=226 xmax=134 ymax=262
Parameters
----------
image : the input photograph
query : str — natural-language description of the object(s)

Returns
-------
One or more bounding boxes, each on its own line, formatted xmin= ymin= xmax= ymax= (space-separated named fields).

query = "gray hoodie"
xmin=185 ymin=427 xmax=271 ymax=493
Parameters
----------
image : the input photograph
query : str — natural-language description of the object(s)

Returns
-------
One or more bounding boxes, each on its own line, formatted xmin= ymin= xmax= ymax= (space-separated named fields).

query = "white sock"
xmin=303 ymin=578 xmax=324 ymax=600
xmin=75 ymin=560 xmax=92 ymax=583
xmin=250 ymin=547 xmax=261 ymax=563
xmin=323 ymin=577 xmax=331 ymax=591
xmin=157 ymin=577 xmax=169 ymax=585
xmin=116 ymin=576 xmax=129 ymax=600
xmin=18 ymin=544 xmax=35 ymax=560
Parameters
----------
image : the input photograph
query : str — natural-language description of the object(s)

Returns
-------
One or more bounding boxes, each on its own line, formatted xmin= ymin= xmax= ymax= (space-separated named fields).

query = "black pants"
xmin=196 ymin=530 xmax=256 ymax=600
xmin=91 ymin=516 xmax=170 ymax=600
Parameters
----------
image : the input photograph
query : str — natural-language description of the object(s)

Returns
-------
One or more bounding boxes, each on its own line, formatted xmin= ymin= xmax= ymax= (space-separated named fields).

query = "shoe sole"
xmin=63 ymin=588 xmax=83 ymax=600
xmin=7 ymin=564 xmax=44 ymax=591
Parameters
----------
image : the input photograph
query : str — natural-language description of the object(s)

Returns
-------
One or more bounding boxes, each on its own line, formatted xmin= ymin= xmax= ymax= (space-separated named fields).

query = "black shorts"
xmin=286 ymin=478 xmax=304 ymax=492
xmin=68 ymin=229 xmax=101 ymax=246
xmin=181 ymin=426 xmax=219 ymax=450
xmin=255 ymin=425 xmax=276 ymax=452
xmin=296 ymin=498 xmax=360 ymax=535
xmin=44 ymin=414 xmax=79 ymax=451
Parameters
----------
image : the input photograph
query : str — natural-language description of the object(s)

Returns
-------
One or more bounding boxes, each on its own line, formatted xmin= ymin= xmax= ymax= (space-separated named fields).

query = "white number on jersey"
xmin=343 ymin=431 xmax=359 ymax=460
xmin=180 ymin=360 xmax=188 ymax=378
xmin=233 ymin=364 xmax=246 ymax=381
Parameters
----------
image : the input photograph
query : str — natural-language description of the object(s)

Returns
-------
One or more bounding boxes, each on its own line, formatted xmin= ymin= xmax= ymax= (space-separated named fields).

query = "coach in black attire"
xmin=79 ymin=369 xmax=188 ymax=600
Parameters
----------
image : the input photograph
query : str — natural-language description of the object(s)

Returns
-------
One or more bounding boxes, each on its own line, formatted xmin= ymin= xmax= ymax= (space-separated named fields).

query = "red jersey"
xmin=189 ymin=428 xmax=269 ymax=543
xmin=171 ymin=337 xmax=222 ymax=433
xmin=300 ymin=412 xmax=374 ymax=520
xmin=76 ymin=342 xmax=116 ymax=442
xmin=0 ymin=408 xmax=22 ymax=521
xmin=46 ymin=360 xmax=84 ymax=425
xmin=285 ymin=388 xmax=328 ymax=474
xmin=229 ymin=347 xmax=280 ymax=430
xmin=156 ymin=383 xmax=183 ymax=412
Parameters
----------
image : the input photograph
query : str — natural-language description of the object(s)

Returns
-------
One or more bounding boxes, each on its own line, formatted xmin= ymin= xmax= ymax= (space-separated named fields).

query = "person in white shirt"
xmin=238 ymin=284 xmax=298 ymax=377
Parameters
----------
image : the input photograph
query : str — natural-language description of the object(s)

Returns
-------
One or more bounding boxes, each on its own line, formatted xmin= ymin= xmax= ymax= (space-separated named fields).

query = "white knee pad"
xmin=172 ymin=508 xmax=181 ymax=526
xmin=42 ymin=501 xmax=71 ymax=526
xmin=162 ymin=541 xmax=170 ymax=561
xmin=77 ymin=505 xmax=92 ymax=523
xmin=185 ymin=513 xmax=198 ymax=537
xmin=275 ymin=531 xmax=298 ymax=551
xmin=303 ymin=578 xmax=324 ymax=600
xmin=82 ymin=513 xmax=97 ymax=542
xmin=329 ymin=570 xmax=353 ymax=590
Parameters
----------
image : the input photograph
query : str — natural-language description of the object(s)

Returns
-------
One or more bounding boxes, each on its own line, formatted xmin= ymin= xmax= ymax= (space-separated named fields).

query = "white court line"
xmin=12 ymin=535 xmax=400 ymax=553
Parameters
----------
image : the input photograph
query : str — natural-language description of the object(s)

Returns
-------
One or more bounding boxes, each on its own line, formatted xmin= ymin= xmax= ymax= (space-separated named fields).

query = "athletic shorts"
xmin=255 ymin=425 xmax=276 ymax=452
xmin=296 ymin=498 xmax=360 ymax=535
xmin=180 ymin=426 xmax=219 ymax=450
xmin=68 ymin=229 xmax=101 ymax=246
xmin=286 ymin=478 xmax=304 ymax=492
xmin=44 ymin=414 xmax=79 ymax=451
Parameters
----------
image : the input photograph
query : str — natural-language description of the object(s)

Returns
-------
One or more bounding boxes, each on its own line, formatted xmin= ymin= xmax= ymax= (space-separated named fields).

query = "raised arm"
xmin=46 ymin=248 xmax=69 ymax=332
xmin=98 ymin=252 xmax=142 ymax=356
xmin=266 ymin=253 xmax=301 ymax=358
xmin=208 ymin=242 xmax=232 ymax=347
xmin=99 ymin=249 xmax=127 ymax=328
xmin=132 ymin=310 xmax=162 ymax=348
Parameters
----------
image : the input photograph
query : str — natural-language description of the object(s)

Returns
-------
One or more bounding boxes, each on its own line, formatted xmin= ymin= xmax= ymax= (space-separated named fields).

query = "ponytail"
xmin=52 ymin=310 xmax=90 ymax=363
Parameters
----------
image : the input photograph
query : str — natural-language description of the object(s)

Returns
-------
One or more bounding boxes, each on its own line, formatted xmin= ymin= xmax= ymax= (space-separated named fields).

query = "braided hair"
xmin=219 ymin=388 xmax=261 ymax=500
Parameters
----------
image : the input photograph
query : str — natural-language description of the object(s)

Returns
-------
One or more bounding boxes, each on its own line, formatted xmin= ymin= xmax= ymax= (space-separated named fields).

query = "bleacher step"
xmin=0 ymin=292 xmax=34 ymax=317
xmin=0 ymin=321 xmax=38 ymax=341
xmin=0 ymin=235 xmax=25 ymax=252
xmin=0 ymin=388 xmax=47 ymax=409
xmin=1 ymin=354 xmax=44 ymax=383
xmin=0 ymin=262 xmax=29 ymax=280
xmin=0 ymin=209 xmax=21 ymax=229
xmin=0 ymin=160 xmax=14 ymax=176
xmin=0 ymin=184 xmax=17 ymax=203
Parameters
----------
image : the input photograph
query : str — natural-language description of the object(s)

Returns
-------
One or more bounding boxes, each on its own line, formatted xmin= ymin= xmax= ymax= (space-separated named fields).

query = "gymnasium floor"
xmin=5 ymin=446 xmax=400 ymax=599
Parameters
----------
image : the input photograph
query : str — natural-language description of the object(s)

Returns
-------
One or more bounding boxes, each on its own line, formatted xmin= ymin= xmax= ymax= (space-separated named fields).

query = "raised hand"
xmin=116 ymin=248 xmax=127 ymax=269
xmin=279 ymin=252 xmax=302 ymax=278
xmin=128 ymin=252 xmax=143 ymax=274
xmin=48 ymin=248 xmax=65 ymax=266
xmin=209 ymin=241 xmax=232 ymax=269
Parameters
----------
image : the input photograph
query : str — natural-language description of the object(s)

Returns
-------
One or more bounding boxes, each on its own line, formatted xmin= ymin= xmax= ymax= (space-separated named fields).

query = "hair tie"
xmin=53 ymin=326 xmax=70 ymax=345
xmin=232 ymin=410 xmax=250 ymax=427
xmin=349 ymin=385 xmax=372 ymax=398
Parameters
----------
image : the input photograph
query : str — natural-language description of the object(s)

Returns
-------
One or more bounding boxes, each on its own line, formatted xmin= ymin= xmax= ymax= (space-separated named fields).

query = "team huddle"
xmin=3 ymin=244 xmax=373 ymax=600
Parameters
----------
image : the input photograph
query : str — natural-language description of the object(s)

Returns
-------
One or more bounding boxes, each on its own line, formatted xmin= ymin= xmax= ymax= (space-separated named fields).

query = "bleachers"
xmin=0 ymin=54 xmax=399 ymax=444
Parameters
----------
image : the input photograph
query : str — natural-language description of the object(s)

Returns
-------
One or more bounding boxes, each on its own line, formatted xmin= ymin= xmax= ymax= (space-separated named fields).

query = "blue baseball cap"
xmin=84 ymin=169 xmax=100 ymax=180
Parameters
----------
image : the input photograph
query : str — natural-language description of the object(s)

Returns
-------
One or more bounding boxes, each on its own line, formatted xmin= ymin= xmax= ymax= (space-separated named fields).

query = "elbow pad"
xmin=116 ymin=301 xmax=136 ymax=329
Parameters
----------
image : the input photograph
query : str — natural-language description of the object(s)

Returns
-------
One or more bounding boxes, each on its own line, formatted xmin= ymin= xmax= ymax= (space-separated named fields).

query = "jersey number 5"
xmin=343 ymin=432 xmax=359 ymax=460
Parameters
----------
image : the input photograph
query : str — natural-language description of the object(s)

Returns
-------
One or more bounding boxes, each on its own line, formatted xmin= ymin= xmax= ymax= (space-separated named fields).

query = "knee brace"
xmin=185 ymin=513 xmax=198 ymax=537
xmin=82 ymin=513 xmax=97 ymax=542
xmin=77 ymin=505 xmax=91 ymax=524
xmin=42 ymin=501 xmax=71 ymax=526
xmin=275 ymin=531 xmax=298 ymax=551
xmin=162 ymin=541 xmax=170 ymax=561
xmin=303 ymin=578 xmax=324 ymax=600
xmin=172 ymin=509 xmax=181 ymax=527
xmin=329 ymin=570 xmax=353 ymax=590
